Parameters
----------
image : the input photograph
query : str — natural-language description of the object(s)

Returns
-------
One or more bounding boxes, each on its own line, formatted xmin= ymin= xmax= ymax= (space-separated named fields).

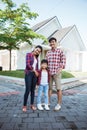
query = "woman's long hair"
xmin=34 ymin=45 xmax=43 ymax=58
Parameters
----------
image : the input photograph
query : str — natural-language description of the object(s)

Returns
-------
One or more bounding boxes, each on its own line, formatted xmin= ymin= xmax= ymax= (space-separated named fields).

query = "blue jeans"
xmin=37 ymin=84 xmax=49 ymax=104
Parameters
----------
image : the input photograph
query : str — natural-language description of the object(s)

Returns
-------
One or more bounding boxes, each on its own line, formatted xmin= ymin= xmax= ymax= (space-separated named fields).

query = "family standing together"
xmin=22 ymin=37 xmax=66 ymax=112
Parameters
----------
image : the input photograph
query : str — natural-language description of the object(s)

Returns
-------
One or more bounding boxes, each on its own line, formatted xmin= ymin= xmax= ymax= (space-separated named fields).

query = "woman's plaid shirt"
xmin=25 ymin=52 xmax=38 ymax=74
xmin=46 ymin=48 xmax=66 ymax=75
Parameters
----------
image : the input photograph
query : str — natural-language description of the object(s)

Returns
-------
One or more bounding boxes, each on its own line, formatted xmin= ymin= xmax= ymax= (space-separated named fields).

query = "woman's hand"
xmin=33 ymin=70 xmax=39 ymax=77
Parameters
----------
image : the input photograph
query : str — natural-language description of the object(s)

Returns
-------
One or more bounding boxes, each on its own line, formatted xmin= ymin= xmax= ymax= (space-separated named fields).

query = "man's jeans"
xmin=37 ymin=84 xmax=49 ymax=104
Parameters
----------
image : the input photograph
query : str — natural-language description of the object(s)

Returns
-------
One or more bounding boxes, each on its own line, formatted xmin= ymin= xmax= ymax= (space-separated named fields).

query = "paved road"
xmin=0 ymin=79 xmax=87 ymax=130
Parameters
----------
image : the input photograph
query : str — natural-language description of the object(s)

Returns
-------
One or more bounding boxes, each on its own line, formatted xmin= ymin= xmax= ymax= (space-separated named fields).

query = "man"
xmin=46 ymin=37 xmax=66 ymax=111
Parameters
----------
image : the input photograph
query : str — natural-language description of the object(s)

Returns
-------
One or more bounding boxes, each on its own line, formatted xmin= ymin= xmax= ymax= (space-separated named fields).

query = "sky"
xmin=1 ymin=0 xmax=87 ymax=47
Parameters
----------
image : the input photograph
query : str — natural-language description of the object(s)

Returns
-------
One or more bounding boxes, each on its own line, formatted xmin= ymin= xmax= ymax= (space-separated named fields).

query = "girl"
xmin=37 ymin=59 xmax=50 ymax=110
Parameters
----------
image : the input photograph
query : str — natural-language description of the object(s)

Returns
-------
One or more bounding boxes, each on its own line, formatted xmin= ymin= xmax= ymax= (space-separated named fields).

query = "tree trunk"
xmin=9 ymin=49 xmax=12 ymax=70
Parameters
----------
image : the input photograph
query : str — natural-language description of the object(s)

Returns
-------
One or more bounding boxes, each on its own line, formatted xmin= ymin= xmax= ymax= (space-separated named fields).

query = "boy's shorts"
xmin=49 ymin=73 xmax=61 ymax=91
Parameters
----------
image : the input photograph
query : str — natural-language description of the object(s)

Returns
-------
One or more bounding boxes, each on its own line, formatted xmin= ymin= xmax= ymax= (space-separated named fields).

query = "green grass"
xmin=0 ymin=70 xmax=74 ymax=79
xmin=0 ymin=70 xmax=87 ymax=79
xmin=62 ymin=71 xmax=74 ymax=79
xmin=0 ymin=70 xmax=25 ymax=78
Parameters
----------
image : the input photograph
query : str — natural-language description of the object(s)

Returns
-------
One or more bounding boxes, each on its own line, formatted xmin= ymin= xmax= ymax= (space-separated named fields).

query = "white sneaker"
xmin=42 ymin=103 xmax=50 ymax=106
xmin=48 ymin=103 xmax=50 ymax=106
xmin=44 ymin=104 xmax=50 ymax=111
xmin=37 ymin=104 xmax=44 ymax=110
xmin=42 ymin=103 xmax=45 ymax=106
xmin=54 ymin=104 xmax=61 ymax=111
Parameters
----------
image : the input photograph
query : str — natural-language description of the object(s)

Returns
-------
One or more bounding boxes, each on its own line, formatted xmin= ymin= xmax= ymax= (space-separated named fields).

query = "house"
xmin=0 ymin=16 xmax=87 ymax=71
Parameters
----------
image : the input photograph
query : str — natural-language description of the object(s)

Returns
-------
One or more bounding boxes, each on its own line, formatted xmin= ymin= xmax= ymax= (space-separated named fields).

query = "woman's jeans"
xmin=23 ymin=71 xmax=37 ymax=106
xmin=37 ymin=84 xmax=49 ymax=104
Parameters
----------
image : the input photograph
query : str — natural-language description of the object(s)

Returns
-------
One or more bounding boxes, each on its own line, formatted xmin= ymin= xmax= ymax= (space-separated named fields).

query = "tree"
xmin=0 ymin=0 xmax=47 ymax=70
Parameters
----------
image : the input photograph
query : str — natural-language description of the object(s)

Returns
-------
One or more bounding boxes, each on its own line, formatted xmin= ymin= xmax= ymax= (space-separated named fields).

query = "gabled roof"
xmin=31 ymin=16 xmax=61 ymax=31
xmin=50 ymin=26 xmax=74 ymax=42
xmin=50 ymin=25 xmax=86 ymax=50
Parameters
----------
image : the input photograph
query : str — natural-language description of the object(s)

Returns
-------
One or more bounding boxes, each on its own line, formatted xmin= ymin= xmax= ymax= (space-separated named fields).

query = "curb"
xmin=0 ymin=75 xmax=87 ymax=90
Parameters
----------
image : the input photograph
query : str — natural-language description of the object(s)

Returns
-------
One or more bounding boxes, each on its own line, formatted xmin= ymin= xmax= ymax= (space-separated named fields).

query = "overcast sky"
xmin=1 ymin=0 xmax=87 ymax=47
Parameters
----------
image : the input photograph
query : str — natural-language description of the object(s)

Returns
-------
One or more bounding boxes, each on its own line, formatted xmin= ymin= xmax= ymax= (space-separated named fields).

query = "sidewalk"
xmin=0 ymin=75 xmax=87 ymax=90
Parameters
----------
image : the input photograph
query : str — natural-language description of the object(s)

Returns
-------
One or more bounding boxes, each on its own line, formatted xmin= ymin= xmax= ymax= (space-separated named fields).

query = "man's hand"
xmin=57 ymin=68 xmax=62 ymax=74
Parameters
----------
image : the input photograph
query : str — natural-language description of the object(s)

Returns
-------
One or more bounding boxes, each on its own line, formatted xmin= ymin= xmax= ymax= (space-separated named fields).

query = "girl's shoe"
xmin=37 ymin=104 xmax=44 ymax=110
xmin=48 ymin=103 xmax=50 ymax=106
xmin=44 ymin=104 xmax=50 ymax=111
xmin=30 ymin=105 xmax=37 ymax=110
xmin=22 ymin=106 xmax=27 ymax=112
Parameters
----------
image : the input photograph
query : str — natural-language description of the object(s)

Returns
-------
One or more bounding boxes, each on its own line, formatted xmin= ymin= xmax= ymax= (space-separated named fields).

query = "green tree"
xmin=0 ymin=0 xmax=47 ymax=70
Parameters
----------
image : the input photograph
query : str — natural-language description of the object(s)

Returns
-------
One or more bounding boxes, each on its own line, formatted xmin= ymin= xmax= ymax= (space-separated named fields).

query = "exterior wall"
xmin=1 ymin=51 xmax=9 ymax=70
xmin=65 ymin=49 xmax=87 ymax=72
xmin=73 ymin=26 xmax=86 ymax=51
xmin=16 ymin=44 xmax=32 ymax=70
xmin=0 ymin=54 xmax=2 ymax=66
xmin=60 ymin=27 xmax=85 ymax=51
xmin=65 ymin=50 xmax=82 ymax=71
xmin=82 ymin=51 xmax=87 ymax=72
xmin=11 ymin=50 xmax=17 ymax=70
xmin=0 ymin=50 xmax=17 ymax=70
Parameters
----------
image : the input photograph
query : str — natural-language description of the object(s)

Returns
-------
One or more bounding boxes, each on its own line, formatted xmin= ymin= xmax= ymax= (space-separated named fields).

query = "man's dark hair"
xmin=41 ymin=59 xmax=48 ymax=65
xmin=49 ymin=37 xmax=57 ymax=43
xmin=35 ymin=45 xmax=43 ymax=52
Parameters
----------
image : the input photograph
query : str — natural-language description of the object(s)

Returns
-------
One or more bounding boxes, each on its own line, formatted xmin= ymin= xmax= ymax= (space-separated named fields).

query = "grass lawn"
xmin=69 ymin=71 xmax=87 ymax=78
xmin=0 ymin=70 xmax=24 ymax=78
xmin=0 ymin=70 xmax=74 ymax=79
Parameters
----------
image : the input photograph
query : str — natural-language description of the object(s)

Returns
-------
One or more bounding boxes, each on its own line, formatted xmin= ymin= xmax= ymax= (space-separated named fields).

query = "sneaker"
xmin=54 ymin=104 xmax=61 ymax=111
xmin=44 ymin=104 xmax=50 ymax=111
xmin=37 ymin=104 xmax=44 ymax=110
xmin=42 ymin=103 xmax=45 ymax=106
xmin=22 ymin=106 xmax=27 ymax=112
xmin=42 ymin=103 xmax=50 ymax=106
xmin=48 ymin=103 xmax=50 ymax=106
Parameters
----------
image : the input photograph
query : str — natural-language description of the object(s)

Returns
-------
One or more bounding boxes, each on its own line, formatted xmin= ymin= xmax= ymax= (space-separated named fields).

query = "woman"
xmin=22 ymin=45 xmax=43 ymax=112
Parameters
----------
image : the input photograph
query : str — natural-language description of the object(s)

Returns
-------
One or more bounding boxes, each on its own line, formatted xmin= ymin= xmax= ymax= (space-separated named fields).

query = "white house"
xmin=0 ymin=16 xmax=87 ymax=71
